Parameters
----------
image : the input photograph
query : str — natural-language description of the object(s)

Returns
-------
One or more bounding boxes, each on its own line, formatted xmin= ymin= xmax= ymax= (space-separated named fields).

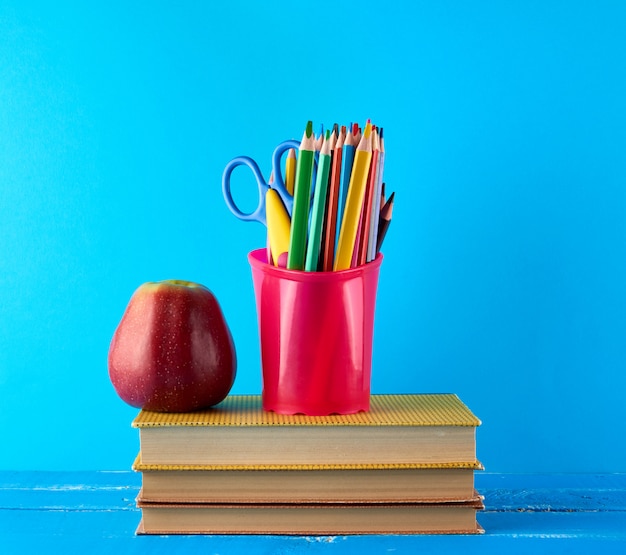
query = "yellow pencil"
xmin=266 ymin=189 xmax=291 ymax=266
xmin=334 ymin=121 xmax=373 ymax=271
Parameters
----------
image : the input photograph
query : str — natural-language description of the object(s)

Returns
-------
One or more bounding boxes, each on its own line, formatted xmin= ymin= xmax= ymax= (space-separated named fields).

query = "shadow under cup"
xmin=248 ymin=248 xmax=383 ymax=415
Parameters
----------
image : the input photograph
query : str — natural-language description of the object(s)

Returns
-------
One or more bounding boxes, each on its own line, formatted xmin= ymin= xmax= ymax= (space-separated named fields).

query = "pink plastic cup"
xmin=248 ymin=248 xmax=383 ymax=415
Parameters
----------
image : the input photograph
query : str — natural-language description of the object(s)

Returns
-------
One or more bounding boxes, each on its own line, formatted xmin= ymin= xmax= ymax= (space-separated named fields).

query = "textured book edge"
xmin=135 ymin=518 xmax=485 ymax=536
xmin=132 ymin=453 xmax=485 ymax=472
xmin=132 ymin=394 xmax=481 ymax=429
xmin=136 ymin=488 xmax=485 ymax=506
xmin=134 ymin=498 xmax=485 ymax=536
xmin=136 ymin=490 xmax=485 ymax=507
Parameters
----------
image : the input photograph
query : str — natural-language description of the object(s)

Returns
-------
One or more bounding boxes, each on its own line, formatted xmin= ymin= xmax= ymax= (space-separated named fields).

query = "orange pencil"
xmin=322 ymin=125 xmax=345 ymax=271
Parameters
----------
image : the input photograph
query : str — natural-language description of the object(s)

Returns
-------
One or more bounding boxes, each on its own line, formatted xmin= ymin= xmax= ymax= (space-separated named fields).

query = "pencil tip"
xmin=305 ymin=120 xmax=313 ymax=137
xmin=364 ymin=121 xmax=372 ymax=138
xmin=325 ymin=129 xmax=330 ymax=140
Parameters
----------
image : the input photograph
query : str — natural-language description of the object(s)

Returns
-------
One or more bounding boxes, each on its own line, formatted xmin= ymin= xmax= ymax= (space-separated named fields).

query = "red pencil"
xmin=322 ymin=126 xmax=345 ymax=271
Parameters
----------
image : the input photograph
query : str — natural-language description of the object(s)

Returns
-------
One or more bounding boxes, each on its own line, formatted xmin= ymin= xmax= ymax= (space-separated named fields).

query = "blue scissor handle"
xmin=221 ymin=139 xmax=301 ymax=227
xmin=222 ymin=155 xmax=268 ymax=225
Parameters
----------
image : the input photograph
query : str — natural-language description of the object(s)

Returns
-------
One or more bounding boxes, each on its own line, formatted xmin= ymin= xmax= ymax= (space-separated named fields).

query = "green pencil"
xmin=287 ymin=121 xmax=316 ymax=270
xmin=305 ymin=129 xmax=332 ymax=271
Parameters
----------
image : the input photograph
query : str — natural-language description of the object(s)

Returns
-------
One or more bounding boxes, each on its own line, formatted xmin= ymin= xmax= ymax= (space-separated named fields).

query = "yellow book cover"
xmin=132 ymin=394 xmax=481 ymax=467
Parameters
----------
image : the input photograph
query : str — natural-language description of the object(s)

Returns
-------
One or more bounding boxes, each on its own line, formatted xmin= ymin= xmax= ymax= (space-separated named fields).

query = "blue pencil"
xmin=335 ymin=122 xmax=358 ymax=250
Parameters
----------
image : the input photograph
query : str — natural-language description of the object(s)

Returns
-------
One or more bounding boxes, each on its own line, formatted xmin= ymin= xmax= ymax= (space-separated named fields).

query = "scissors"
xmin=222 ymin=139 xmax=301 ymax=227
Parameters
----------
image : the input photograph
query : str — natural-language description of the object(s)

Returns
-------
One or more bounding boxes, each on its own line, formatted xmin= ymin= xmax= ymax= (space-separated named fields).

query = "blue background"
xmin=1 ymin=0 xmax=625 ymax=473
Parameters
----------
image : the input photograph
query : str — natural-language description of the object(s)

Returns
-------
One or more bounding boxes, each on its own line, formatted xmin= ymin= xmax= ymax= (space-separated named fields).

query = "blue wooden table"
xmin=1 ymin=472 xmax=625 ymax=554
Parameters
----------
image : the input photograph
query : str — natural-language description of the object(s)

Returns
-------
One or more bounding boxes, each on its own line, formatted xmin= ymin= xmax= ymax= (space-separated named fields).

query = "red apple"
xmin=108 ymin=280 xmax=236 ymax=412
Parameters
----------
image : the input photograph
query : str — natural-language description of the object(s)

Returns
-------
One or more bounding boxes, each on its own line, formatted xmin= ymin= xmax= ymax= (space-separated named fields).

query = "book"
xmin=136 ymin=496 xmax=485 ymax=535
xmin=132 ymin=394 xmax=481 ymax=467
xmin=133 ymin=455 xmax=483 ymax=504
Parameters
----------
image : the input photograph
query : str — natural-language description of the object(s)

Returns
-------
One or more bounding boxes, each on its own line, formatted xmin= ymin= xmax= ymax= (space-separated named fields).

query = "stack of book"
xmin=132 ymin=394 xmax=483 ymax=535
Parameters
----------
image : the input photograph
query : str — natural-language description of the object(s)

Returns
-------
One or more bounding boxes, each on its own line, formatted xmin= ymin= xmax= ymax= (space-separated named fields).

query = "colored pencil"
xmin=367 ymin=127 xmax=385 ymax=262
xmin=376 ymin=190 xmax=394 ymax=254
xmin=287 ymin=121 xmax=316 ymax=270
xmin=351 ymin=208 xmax=364 ymax=268
xmin=309 ymin=123 xmax=324 ymax=197
xmin=335 ymin=122 xmax=358 ymax=252
xmin=305 ymin=130 xmax=332 ymax=271
xmin=357 ymin=127 xmax=380 ymax=266
xmin=319 ymin=126 xmax=337 ymax=268
xmin=334 ymin=121 xmax=373 ymax=271
xmin=322 ymin=125 xmax=345 ymax=271
xmin=315 ymin=124 xmax=325 ymax=150
xmin=266 ymin=171 xmax=275 ymax=263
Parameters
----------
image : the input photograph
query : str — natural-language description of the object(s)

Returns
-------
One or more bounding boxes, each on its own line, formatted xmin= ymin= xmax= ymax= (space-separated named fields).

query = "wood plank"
xmin=1 ymin=510 xmax=625 ymax=553
xmin=0 ymin=471 xmax=140 ymax=510
xmin=1 ymin=472 xmax=625 ymax=553
xmin=476 ymin=472 xmax=626 ymax=511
